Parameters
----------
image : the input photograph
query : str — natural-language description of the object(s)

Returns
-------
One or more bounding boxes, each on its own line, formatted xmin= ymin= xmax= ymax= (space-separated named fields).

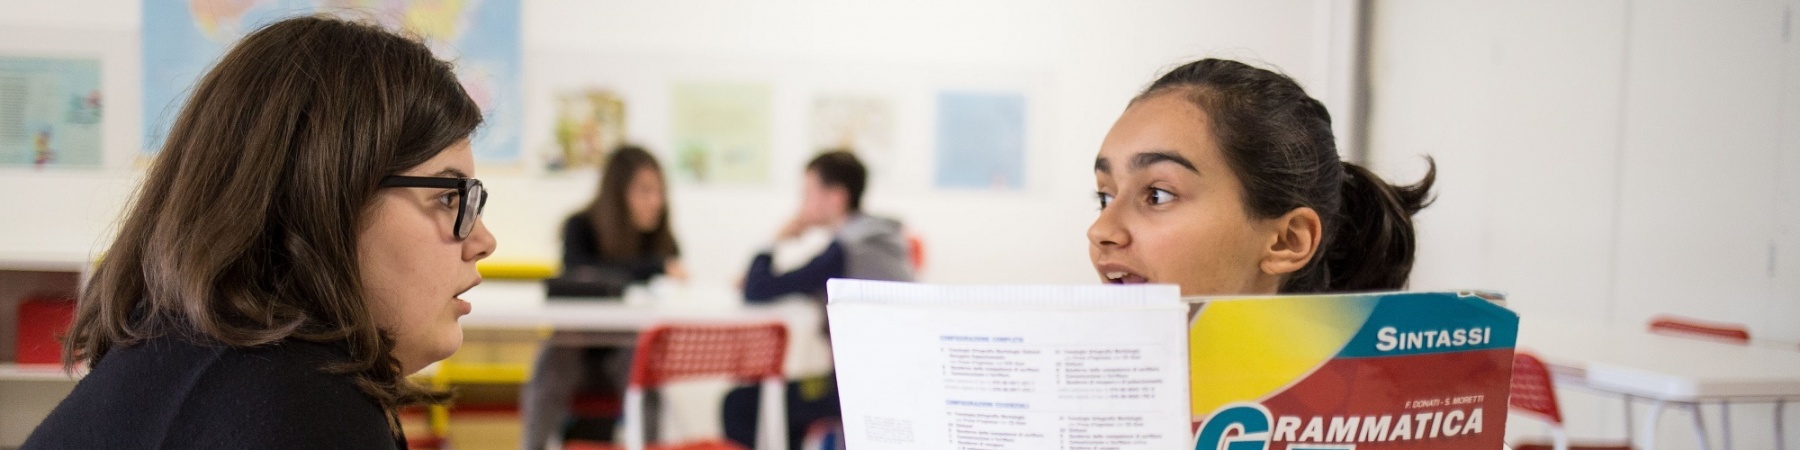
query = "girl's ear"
xmin=1260 ymin=207 xmax=1322 ymax=276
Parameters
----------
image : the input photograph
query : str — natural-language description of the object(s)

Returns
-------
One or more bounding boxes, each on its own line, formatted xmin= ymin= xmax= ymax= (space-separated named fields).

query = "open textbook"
xmin=825 ymin=280 xmax=1518 ymax=450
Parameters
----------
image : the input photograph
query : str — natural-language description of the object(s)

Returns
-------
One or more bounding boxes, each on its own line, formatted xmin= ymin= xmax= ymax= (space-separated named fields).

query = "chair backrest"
xmin=907 ymin=233 xmax=926 ymax=273
xmin=628 ymin=322 xmax=789 ymax=389
xmin=1647 ymin=315 xmax=1750 ymax=344
xmin=1509 ymin=352 xmax=1563 ymax=425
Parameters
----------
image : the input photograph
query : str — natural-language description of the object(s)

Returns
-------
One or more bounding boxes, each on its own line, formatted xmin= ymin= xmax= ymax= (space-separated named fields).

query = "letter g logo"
xmin=1194 ymin=403 xmax=1272 ymax=450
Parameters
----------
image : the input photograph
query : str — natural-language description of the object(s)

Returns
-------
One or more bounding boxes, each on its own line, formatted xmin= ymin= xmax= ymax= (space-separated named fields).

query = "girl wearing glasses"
xmin=26 ymin=16 xmax=495 ymax=449
xmin=1089 ymin=58 xmax=1434 ymax=297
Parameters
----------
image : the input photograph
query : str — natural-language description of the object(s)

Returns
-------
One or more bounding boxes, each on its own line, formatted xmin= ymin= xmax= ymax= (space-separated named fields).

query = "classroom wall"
xmin=0 ymin=0 xmax=1344 ymax=288
xmin=1367 ymin=1 xmax=1799 ymax=448
xmin=1369 ymin=0 xmax=1800 ymax=346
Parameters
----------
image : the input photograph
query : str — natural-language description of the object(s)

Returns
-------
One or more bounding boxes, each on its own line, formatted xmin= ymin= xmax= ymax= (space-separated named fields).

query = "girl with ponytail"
xmin=1088 ymin=58 xmax=1434 ymax=295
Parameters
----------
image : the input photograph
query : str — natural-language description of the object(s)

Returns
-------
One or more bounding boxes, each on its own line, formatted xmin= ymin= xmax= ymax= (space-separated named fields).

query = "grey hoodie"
xmin=837 ymin=214 xmax=915 ymax=282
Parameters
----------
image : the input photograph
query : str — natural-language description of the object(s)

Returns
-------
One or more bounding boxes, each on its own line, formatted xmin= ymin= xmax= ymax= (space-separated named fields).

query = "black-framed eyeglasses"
xmin=380 ymin=175 xmax=488 ymax=240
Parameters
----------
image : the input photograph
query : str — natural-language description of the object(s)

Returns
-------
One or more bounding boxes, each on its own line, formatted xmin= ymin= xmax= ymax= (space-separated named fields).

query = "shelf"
xmin=0 ymin=252 xmax=91 ymax=273
xmin=0 ymin=363 xmax=82 ymax=382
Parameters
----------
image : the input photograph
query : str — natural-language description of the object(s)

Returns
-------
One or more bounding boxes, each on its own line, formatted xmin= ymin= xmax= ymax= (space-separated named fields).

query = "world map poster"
xmin=141 ymin=0 xmax=521 ymax=163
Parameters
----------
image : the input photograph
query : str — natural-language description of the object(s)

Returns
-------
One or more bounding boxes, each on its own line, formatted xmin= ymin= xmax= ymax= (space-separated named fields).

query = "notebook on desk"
xmin=543 ymin=268 xmax=631 ymax=298
xmin=543 ymin=277 xmax=625 ymax=298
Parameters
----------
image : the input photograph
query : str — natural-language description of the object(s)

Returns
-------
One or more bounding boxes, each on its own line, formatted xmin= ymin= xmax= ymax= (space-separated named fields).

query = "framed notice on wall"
xmin=934 ymin=90 xmax=1026 ymax=190
xmin=0 ymin=55 xmax=102 ymax=169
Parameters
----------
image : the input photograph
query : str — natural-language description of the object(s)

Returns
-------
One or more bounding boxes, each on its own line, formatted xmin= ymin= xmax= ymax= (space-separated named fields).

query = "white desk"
xmin=461 ymin=280 xmax=832 ymax=446
xmin=462 ymin=280 xmax=819 ymax=328
xmin=1516 ymin=315 xmax=1800 ymax=450
xmin=458 ymin=279 xmax=833 ymax=378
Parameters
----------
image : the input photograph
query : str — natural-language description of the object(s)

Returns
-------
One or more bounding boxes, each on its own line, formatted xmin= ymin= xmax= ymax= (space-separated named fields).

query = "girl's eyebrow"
xmin=1094 ymin=150 xmax=1199 ymax=174
xmin=429 ymin=167 xmax=470 ymax=178
xmin=1132 ymin=151 xmax=1198 ymax=173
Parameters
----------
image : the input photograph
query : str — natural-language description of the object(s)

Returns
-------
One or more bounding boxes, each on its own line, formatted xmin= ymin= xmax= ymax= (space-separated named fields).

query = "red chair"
xmin=1647 ymin=315 xmax=1750 ymax=344
xmin=906 ymin=233 xmax=926 ymax=274
xmin=621 ymin=322 xmax=790 ymax=450
xmin=1509 ymin=352 xmax=1633 ymax=450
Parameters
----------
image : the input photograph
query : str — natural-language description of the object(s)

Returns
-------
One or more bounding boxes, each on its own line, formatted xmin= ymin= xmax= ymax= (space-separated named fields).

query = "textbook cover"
xmin=824 ymin=281 xmax=1517 ymax=450
xmin=1186 ymin=291 xmax=1517 ymax=450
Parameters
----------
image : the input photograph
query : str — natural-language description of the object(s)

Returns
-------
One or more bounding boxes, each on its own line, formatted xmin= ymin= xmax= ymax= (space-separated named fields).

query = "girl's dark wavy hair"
xmin=67 ymin=16 xmax=482 ymax=416
xmin=1137 ymin=58 xmax=1436 ymax=292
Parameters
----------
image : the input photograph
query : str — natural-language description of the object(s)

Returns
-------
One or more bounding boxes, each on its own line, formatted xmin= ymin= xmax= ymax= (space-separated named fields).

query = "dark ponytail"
xmin=1326 ymin=160 xmax=1436 ymax=291
xmin=1136 ymin=58 xmax=1435 ymax=293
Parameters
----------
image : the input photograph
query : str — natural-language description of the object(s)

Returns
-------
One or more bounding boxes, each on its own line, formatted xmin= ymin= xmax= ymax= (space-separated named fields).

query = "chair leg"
xmin=1624 ymin=395 xmax=1635 ymax=445
xmin=1688 ymin=402 xmax=1711 ymax=450
xmin=623 ymin=389 xmax=646 ymax=450
xmin=757 ymin=378 xmax=788 ymax=450
xmin=1777 ymin=399 xmax=1787 ymax=450
xmin=431 ymin=369 xmax=452 ymax=441
xmin=1644 ymin=399 xmax=1666 ymax=450
xmin=1720 ymin=401 xmax=1731 ymax=450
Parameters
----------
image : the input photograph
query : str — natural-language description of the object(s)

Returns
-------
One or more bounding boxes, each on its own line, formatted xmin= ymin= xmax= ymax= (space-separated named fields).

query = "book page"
xmin=827 ymin=280 xmax=1189 ymax=450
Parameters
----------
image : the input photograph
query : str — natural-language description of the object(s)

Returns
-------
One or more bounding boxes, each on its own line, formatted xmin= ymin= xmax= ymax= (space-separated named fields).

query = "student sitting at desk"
xmin=25 ymin=16 xmax=496 ymax=449
xmin=523 ymin=145 xmax=684 ymax=449
xmin=726 ymin=150 xmax=913 ymax=449
xmin=741 ymin=150 xmax=914 ymax=301
xmin=1088 ymin=57 xmax=1435 ymax=296
xmin=561 ymin=145 xmax=686 ymax=288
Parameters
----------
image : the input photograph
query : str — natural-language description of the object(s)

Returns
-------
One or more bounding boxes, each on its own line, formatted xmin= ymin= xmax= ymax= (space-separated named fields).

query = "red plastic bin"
xmin=17 ymin=294 xmax=76 ymax=364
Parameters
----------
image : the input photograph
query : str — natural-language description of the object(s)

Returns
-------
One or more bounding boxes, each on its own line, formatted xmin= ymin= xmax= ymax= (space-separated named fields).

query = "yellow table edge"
xmin=477 ymin=260 xmax=557 ymax=280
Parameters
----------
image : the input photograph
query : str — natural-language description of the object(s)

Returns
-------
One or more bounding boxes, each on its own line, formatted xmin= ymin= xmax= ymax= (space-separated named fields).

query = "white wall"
xmin=0 ymin=0 xmax=1340 ymax=288
xmin=511 ymin=0 xmax=1349 ymax=286
xmin=1368 ymin=0 xmax=1800 ymax=448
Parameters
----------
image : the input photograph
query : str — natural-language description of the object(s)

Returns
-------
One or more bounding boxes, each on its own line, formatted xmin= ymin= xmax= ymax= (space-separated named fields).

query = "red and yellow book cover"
xmin=1187 ymin=291 xmax=1517 ymax=450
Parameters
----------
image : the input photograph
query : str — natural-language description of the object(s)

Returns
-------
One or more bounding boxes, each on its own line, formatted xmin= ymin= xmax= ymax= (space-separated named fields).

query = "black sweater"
xmin=561 ymin=214 xmax=669 ymax=283
xmin=23 ymin=335 xmax=404 ymax=449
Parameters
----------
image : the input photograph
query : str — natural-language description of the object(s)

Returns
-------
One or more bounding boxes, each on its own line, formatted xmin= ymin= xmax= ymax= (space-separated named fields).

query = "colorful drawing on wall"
xmin=0 ymin=56 xmax=103 ymax=169
xmin=550 ymin=88 xmax=625 ymax=172
xmin=141 ymin=0 xmax=522 ymax=164
xmin=934 ymin=90 xmax=1025 ymax=190
xmin=670 ymin=82 xmax=771 ymax=184
xmin=810 ymin=94 xmax=896 ymax=176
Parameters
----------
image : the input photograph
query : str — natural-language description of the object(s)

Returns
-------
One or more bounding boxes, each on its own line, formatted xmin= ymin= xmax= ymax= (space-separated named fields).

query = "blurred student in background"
xmin=561 ymin=145 xmax=686 ymax=286
xmin=522 ymin=145 xmax=683 ymax=449
xmin=741 ymin=149 xmax=913 ymax=301
xmin=1088 ymin=58 xmax=1435 ymax=297
xmin=25 ymin=16 xmax=494 ymax=449
xmin=726 ymin=149 xmax=913 ymax=449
